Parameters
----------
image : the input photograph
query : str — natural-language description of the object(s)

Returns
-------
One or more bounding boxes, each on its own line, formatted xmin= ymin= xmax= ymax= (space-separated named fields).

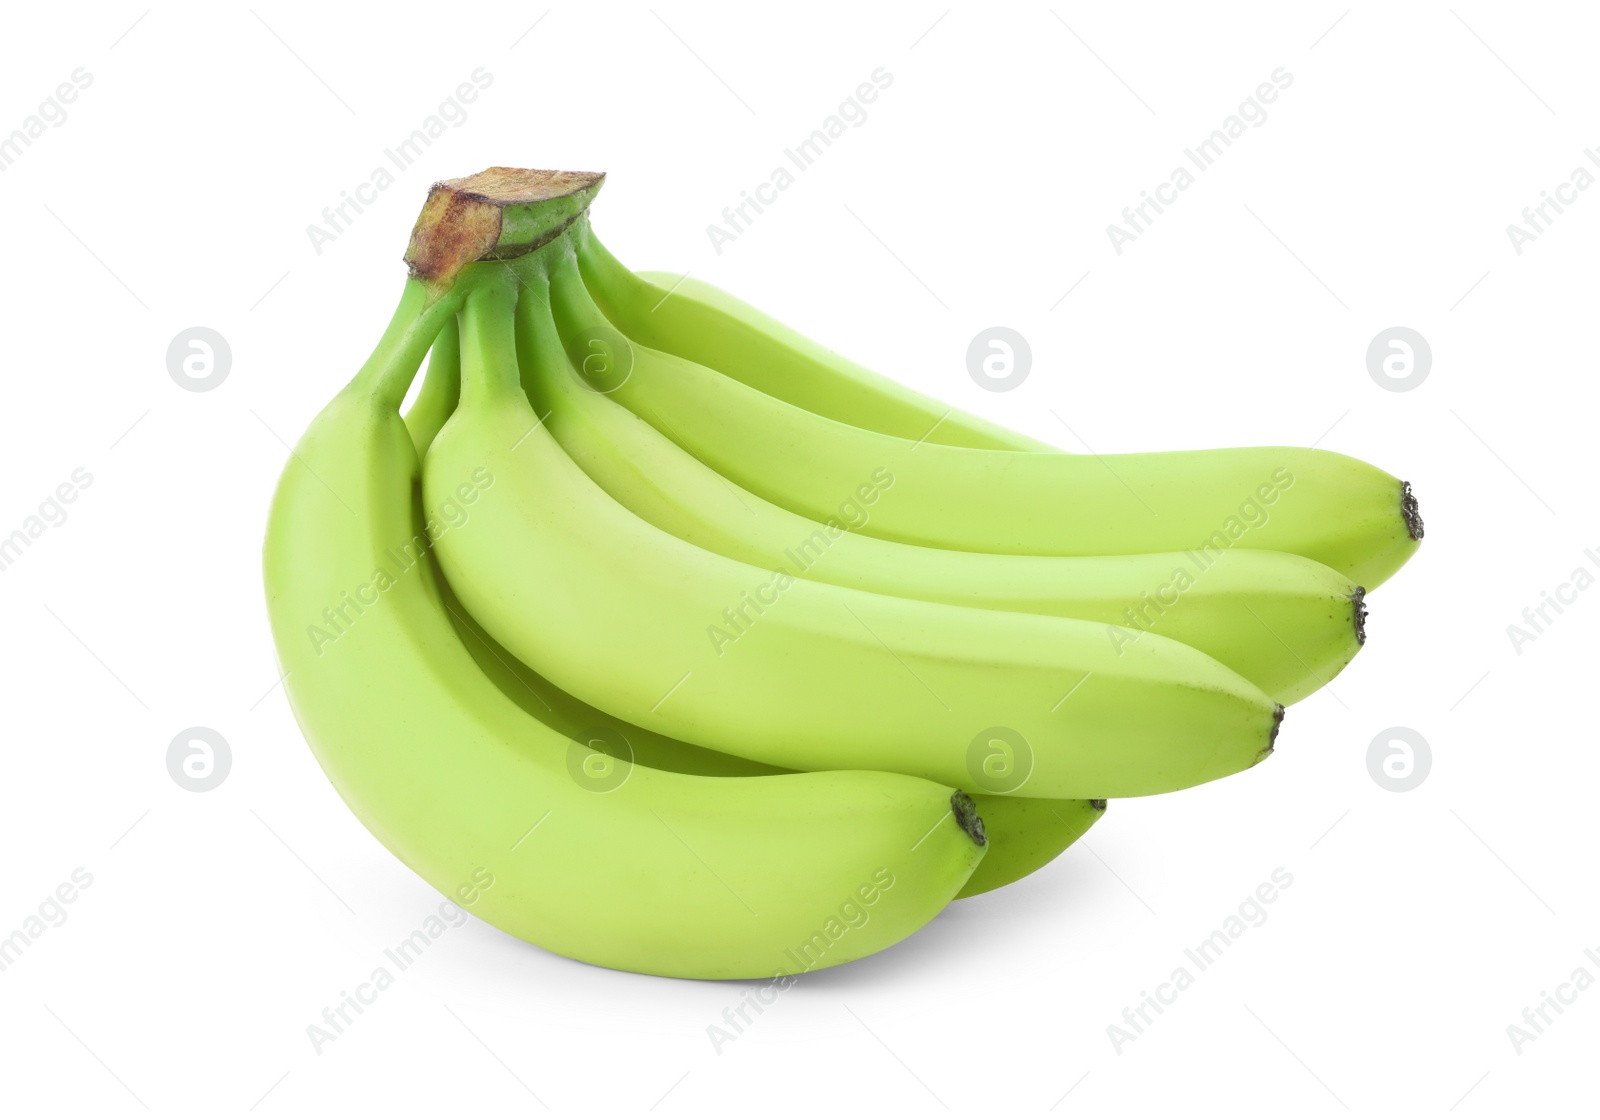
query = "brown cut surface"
xmin=404 ymin=167 xmax=606 ymax=285
xmin=440 ymin=167 xmax=604 ymax=205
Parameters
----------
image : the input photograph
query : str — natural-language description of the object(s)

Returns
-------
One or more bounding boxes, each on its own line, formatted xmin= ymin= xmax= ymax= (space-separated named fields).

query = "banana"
xmin=535 ymin=242 xmax=1364 ymax=706
xmin=400 ymin=331 xmax=1106 ymax=897
xmin=454 ymin=578 xmax=1107 ymax=898
xmin=263 ymin=267 xmax=988 ymax=981
xmin=425 ymin=252 xmax=1284 ymax=800
xmin=562 ymin=226 xmax=1422 ymax=591
xmin=571 ymin=219 xmax=1052 ymax=452
xmin=957 ymin=797 xmax=1107 ymax=899
xmin=453 ymin=571 xmax=1104 ymax=898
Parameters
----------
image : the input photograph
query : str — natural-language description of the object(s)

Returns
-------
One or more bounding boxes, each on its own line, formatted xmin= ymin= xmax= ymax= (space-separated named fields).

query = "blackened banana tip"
xmin=950 ymin=790 xmax=987 ymax=847
xmin=1401 ymin=481 xmax=1424 ymax=541
xmin=1089 ymin=799 xmax=1108 ymax=812
xmin=1264 ymin=704 xmax=1286 ymax=758
xmin=1352 ymin=586 xmax=1368 ymax=646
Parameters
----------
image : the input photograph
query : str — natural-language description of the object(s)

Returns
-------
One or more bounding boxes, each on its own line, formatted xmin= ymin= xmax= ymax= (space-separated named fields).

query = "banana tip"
xmin=950 ymin=791 xmax=987 ymax=847
xmin=1352 ymin=586 xmax=1368 ymax=646
xmin=1400 ymin=481 xmax=1424 ymax=541
xmin=1089 ymin=799 xmax=1108 ymax=812
xmin=1258 ymin=704 xmax=1286 ymax=762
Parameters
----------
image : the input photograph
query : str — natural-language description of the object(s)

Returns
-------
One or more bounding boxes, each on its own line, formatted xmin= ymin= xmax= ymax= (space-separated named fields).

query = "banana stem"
xmin=548 ymin=236 xmax=615 ymax=340
xmin=405 ymin=167 xmax=604 ymax=291
xmin=566 ymin=217 xmax=636 ymax=300
xmin=403 ymin=314 xmax=462 ymax=456
xmin=512 ymin=259 xmax=588 ymax=406
xmin=458 ymin=273 xmax=527 ymax=408
xmin=356 ymin=278 xmax=466 ymax=412
xmin=386 ymin=167 xmax=607 ymax=414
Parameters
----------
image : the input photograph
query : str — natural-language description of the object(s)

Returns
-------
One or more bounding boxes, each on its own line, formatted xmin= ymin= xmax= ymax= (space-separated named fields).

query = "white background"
xmin=0 ymin=2 xmax=1592 ymax=1116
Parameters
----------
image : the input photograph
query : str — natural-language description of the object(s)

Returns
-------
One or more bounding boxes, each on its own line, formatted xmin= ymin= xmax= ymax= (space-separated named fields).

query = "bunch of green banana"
xmin=263 ymin=167 xmax=1421 ymax=980
xmin=400 ymin=322 xmax=1103 ymax=903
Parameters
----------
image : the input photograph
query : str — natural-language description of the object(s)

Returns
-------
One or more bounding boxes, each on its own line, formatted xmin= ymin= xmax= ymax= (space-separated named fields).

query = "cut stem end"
xmin=950 ymin=791 xmax=987 ymax=847
xmin=404 ymin=167 xmax=605 ymax=290
xmin=1400 ymin=481 xmax=1424 ymax=541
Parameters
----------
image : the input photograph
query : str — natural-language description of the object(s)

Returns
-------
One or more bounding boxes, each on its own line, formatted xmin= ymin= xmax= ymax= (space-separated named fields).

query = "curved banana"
xmin=263 ymin=274 xmax=987 ymax=981
xmin=562 ymin=236 xmax=1421 ymax=591
xmin=572 ymin=219 xmax=1051 ymax=452
xmin=400 ymin=331 xmax=1106 ymax=897
xmin=535 ymin=244 xmax=1364 ymax=706
xmin=425 ymin=256 xmax=1283 ymax=800
xmin=454 ymin=574 xmax=1107 ymax=899
xmin=454 ymin=579 xmax=1104 ymax=899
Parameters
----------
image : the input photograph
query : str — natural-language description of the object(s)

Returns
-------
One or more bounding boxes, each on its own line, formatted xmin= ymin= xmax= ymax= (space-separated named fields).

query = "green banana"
xmin=564 ymin=226 xmax=1421 ymax=591
xmin=425 ymin=252 xmax=1283 ymax=801
xmin=535 ymin=242 xmax=1364 ymax=706
xmin=263 ymin=273 xmax=988 ymax=980
xmin=453 ymin=570 xmax=1103 ymax=900
xmin=452 ymin=574 xmax=1106 ymax=899
xmin=572 ymin=219 xmax=1052 ymax=452
xmin=403 ymin=342 xmax=1105 ymax=898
